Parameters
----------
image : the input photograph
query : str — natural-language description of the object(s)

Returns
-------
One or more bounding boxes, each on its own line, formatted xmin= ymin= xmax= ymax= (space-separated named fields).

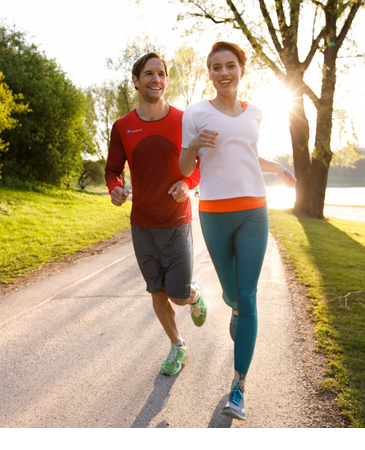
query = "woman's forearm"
xmin=179 ymin=147 xmax=197 ymax=177
xmin=259 ymin=156 xmax=297 ymax=187
xmin=258 ymin=157 xmax=279 ymax=174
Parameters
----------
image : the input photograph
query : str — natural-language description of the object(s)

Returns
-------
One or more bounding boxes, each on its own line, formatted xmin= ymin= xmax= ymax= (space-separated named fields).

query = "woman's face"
xmin=208 ymin=50 xmax=243 ymax=96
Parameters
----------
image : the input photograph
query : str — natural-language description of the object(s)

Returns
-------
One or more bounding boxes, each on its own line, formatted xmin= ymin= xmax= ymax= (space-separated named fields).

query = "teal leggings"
xmin=199 ymin=206 xmax=269 ymax=374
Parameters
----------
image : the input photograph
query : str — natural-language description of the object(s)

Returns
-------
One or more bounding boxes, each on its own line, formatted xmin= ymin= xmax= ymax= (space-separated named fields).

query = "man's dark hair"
xmin=132 ymin=53 xmax=169 ymax=90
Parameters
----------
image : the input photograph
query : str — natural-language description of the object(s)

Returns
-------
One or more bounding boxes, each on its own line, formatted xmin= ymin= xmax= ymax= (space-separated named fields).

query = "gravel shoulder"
xmin=283 ymin=266 xmax=349 ymax=427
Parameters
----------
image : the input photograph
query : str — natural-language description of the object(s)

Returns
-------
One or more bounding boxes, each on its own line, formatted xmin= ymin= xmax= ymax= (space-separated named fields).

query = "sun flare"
xmin=266 ymin=186 xmax=296 ymax=209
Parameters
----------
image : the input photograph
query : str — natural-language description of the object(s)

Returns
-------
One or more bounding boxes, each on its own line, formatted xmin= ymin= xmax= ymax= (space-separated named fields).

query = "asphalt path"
xmin=0 ymin=201 xmax=337 ymax=428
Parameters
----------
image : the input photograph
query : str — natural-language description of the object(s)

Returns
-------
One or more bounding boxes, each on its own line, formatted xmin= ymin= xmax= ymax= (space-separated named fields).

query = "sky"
xmin=1 ymin=0 xmax=365 ymax=159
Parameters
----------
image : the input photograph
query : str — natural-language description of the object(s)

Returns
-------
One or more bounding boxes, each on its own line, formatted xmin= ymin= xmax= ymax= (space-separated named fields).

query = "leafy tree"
xmin=270 ymin=150 xmax=365 ymax=186
xmin=328 ymin=150 xmax=365 ymax=185
xmin=78 ymin=159 xmax=105 ymax=190
xmin=331 ymin=109 xmax=362 ymax=167
xmin=168 ymin=44 xmax=213 ymax=107
xmin=0 ymin=71 xmax=30 ymax=178
xmin=274 ymin=153 xmax=294 ymax=171
xmin=176 ymin=0 xmax=365 ymax=218
xmin=0 ymin=26 xmax=96 ymax=186
xmin=116 ymin=79 xmax=139 ymax=118
xmin=84 ymin=81 xmax=120 ymax=159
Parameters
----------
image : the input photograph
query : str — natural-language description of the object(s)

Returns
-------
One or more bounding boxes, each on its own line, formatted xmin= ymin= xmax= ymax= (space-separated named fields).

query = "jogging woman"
xmin=179 ymin=42 xmax=296 ymax=420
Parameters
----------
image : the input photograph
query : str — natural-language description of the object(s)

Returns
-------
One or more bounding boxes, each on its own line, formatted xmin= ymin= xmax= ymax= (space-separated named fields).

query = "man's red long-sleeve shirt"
xmin=105 ymin=106 xmax=200 ymax=228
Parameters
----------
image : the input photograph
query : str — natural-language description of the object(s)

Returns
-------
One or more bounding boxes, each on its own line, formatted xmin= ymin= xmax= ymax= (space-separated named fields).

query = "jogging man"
xmin=104 ymin=52 xmax=206 ymax=376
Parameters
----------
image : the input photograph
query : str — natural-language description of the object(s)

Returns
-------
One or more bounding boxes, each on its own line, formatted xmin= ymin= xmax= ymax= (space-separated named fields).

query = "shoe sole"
xmin=230 ymin=319 xmax=237 ymax=341
xmin=191 ymin=315 xmax=206 ymax=327
xmin=161 ymin=351 xmax=188 ymax=376
xmin=230 ymin=310 xmax=238 ymax=341
xmin=221 ymin=408 xmax=246 ymax=421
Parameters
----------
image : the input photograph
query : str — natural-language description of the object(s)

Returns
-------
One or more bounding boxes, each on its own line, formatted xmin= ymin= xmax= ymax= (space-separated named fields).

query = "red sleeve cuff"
xmin=107 ymin=180 xmax=123 ymax=195
xmin=182 ymin=158 xmax=200 ymax=189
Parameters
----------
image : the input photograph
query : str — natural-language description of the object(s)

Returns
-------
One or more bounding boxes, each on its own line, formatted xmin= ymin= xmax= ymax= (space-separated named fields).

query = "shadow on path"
xmin=130 ymin=369 xmax=184 ymax=428
xmin=208 ymin=395 xmax=233 ymax=428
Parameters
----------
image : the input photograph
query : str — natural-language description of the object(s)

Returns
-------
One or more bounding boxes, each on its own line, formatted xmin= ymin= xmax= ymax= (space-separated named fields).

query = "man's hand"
xmin=111 ymin=186 xmax=130 ymax=206
xmin=168 ymin=180 xmax=189 ymax=203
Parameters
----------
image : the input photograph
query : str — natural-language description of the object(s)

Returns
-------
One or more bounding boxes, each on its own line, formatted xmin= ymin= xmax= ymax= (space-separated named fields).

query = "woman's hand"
xmin=180 ymin=129 xmax=218 ymax=177
xmin=258 ymin=157 xmax=296 ymax=188
xmin=276 ymin=164 xmax=297 ymax=188
xmin=188 ymin=129 xmax=218 ymax=152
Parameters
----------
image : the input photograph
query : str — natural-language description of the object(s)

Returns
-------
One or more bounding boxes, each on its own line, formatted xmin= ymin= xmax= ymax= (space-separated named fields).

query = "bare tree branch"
xmin=329 ymin=291 xmax=365 ymax=309
xmin=258 ymin=0 xmax=284 ymax=55
xmin=225 ymin=0 xmax=285 ymax=81
xmin=183 ymin=0 xmax=234 ymax=24
xmin=310 ymin=0 xmax=325 ymax=7
xmin=302 ymin=81 xmax=320 ymax=106
xmin=275 ymin=0 xmax=288 ymax=34
xmin=336 ymin=1 xmax=364 ymax=51
xmin=289 ymin=0 xmax=301 ymax=42
xmin=338 ymin=0 xmax=361 ymax=15
xmin=302 ymin=27 xmax=326 ymax=71
xmin=311 ymin=4 xmax=320 ymax=42
xmin=188 ymin=12 xmax=233 ymax=24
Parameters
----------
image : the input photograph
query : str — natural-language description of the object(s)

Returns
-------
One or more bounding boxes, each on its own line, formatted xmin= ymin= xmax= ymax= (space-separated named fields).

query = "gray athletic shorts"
xmin=131 ymin=223 xmax=193 ymax=299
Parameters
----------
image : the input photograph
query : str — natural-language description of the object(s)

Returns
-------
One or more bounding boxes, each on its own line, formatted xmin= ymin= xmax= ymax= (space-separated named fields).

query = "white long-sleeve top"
xmin=182 ymin=100 xmax=267 ymax=202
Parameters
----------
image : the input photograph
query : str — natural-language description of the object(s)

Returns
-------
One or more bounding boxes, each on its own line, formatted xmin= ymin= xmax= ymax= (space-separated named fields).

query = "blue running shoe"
xmin=230 ymin=310 xmax=238 ymax=341
xmin=222 ymin=379 xmax=246 ymax=420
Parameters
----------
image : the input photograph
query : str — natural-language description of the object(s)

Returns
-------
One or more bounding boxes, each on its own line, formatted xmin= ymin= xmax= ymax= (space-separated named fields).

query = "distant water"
xmin=266 ymin=186 xmax=365 ymax=208
xmin=325 ymin=187 xmax=365 ymax=206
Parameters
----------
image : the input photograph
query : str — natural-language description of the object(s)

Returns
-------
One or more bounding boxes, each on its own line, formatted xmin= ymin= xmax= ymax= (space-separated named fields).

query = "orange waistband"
xmin=199 ymin=196 xmax=267 ymax=213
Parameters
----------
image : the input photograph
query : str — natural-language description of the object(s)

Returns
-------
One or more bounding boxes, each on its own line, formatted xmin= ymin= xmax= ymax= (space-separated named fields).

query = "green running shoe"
xmin=161 ymin=341 xmax=188 ymax=376
xmin=190 ymin=282 xmax=207 ymax=327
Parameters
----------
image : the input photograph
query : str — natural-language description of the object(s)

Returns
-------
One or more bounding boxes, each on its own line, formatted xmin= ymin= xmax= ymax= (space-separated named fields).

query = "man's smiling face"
xmin=133 ymin=58 xmax=168 ymax=103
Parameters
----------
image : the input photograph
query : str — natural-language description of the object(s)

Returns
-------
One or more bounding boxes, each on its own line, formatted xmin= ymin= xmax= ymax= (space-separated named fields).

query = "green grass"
xmin=269 ymin=208 xmax=365 ymax=427
xmin=0 ymin=186 xmax=131 ymax=284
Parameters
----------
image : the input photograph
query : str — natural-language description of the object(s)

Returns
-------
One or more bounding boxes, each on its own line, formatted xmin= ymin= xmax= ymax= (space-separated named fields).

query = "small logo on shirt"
xmin=127 ymin=129 xmax=143 ymax=134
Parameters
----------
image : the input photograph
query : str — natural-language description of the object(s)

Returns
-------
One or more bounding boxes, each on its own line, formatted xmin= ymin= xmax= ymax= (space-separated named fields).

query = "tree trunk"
xmin=308 ymin=13 xmax=338 ymax=219
xmin=308 ymin=88 xmax=334 ymax=219
xmin=285 ymin=74 xmax=312 ymax=215
xmin=288 ymin=44 xmax=337 ymax=219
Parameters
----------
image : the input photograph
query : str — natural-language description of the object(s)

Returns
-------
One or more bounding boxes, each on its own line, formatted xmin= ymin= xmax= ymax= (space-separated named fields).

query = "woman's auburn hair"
xmin=207 ymin=41 xmax=247 ymax=74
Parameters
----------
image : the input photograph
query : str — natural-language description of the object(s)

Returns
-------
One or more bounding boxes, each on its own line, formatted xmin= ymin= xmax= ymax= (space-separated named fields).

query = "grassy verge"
xmin=268 ymin=208 xmax=365 ymax=427
xmin=0 ymin=186 xmax=131 ymax=284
